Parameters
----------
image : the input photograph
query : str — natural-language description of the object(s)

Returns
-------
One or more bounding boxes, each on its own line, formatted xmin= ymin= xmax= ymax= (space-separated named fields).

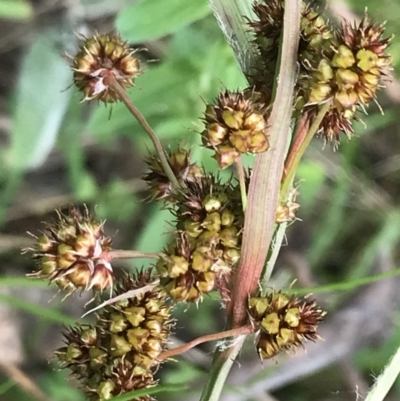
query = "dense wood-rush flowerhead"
xmin=202 ymin=90 xmax=269 ymax=168
xmin=156 ymin=231 xmax=226 ymax=302
xmin=250 ymin=1 xmax=392 ymax=146
xmin=71 ymin=33 xmax=141 ymax=103
xmin=248 ymin=292 xmax=326 ymax=359
xmin=143 ymin=147 xmax=203 ymax=202
xmin=56 ymin=271 xmax=172 ymax=401
xmin=26 ymin=207 xmax=113 ymax=294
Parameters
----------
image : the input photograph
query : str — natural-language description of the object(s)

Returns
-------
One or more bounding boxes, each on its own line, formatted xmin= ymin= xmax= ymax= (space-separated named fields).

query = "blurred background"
xmin=0 ymin=0 xmax=400 ymax=400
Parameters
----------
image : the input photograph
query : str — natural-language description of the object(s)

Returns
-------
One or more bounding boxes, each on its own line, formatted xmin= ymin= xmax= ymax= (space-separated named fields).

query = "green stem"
xmin=235 ymin=158 xmax=247 ymax=211
xmin=261 ymin=222 xmax=287 ymax=293
xmin=200 ymin=2 xmax=302 ymax=401
xmin=199 ymin=336 xmax=246 ymax=401
xmin=107 ymin=77 xmax=180 ymax=189
xmin=280 ymin=102 xmax=331 ymax=198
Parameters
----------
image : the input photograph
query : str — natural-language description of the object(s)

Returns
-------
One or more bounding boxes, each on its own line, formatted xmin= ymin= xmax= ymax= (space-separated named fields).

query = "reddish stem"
xmin=158 ymin=324 xmax=254 ymax=361
xmin=100 ymin=250 xmax=163 ymax=262
xmin=282 ymin=113 xmax=311 ymax=182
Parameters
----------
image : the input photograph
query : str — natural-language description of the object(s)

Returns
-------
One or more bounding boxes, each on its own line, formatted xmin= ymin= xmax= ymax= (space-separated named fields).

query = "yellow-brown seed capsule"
xmin=202 ymin=90 xmax=269 ymax=168
xmin=71 ymin=33 xmax=141 ymax=103
xmin=248 ymin=292 xmax=326 ymax=359
xmin=26 ymin=207 xmax=113 ymax=294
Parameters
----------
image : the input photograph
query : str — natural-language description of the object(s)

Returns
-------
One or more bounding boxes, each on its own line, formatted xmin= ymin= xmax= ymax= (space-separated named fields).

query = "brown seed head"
xmin=56 ymin=271 xmax=170 ymax=400
xmin=202 ymin=90 xmax=269 ymax=168
xmin=156 ymin=231 xmax=227 ymax=302
xmin=26 ymin=207 xmax=113 ymax=294
xmin=71 ymin=33 xmax=141 ymax=103
xmin=248 ymin=292 xmax=326 ymax=359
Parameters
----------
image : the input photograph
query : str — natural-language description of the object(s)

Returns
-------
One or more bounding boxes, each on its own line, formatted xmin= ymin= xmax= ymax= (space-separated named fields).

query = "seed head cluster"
xmin=71 ymin=33 xmax=141 ymax=103
xmin=23 ymin=2 xmax=393 ymax=398
xmin=202 ymin=90 xmax=269 ymax=168
xmin=155 ymin=175 xmax=244 ymax=302
xmin=56 ymin=271 xmax=172 ymax=401
xmin=251 ymin=1 xmax=392 ymax=145
xmin=26 ymin=207 xmax=113 ymax=294
xmin=248 ymin=292 xmax=326 ymax=359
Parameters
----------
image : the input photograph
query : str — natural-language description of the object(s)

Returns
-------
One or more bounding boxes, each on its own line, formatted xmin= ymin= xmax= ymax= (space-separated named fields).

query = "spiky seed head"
xmin=156 ymin=231 xmax=222 ymax=302
xmin=143 ymin=147 xmax=203 ymax=202
xmin=71 ymin=33 xmax=141 ymax=103
xmin=248 ymin=292 xmax=326 ymax=359
xmin=172 ymin=174 xmax=243 ymax=272
xmin=250 ymin=2 xmax=392 ymax=146
xmin=202 ymin=90 xmax=269 ymax=168
xmin=26 ymin=207 xmax=113 ymax=295
xmin=98 ymin=271 xmax=172 ymax=369
xmin=56 ymin=271 xmax=170 ymax=400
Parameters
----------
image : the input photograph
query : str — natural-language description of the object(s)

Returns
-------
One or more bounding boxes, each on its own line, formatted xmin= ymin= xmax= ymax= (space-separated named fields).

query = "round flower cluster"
xmin=56 ymin=272 xmax=172 ymax=401
xmin=248 ymin=292 xmax=326 ymax=359
xmin=26 ymin=207 xmax=113 ymax=294
xmin=250 ymin=1 xmax=392 ymax=145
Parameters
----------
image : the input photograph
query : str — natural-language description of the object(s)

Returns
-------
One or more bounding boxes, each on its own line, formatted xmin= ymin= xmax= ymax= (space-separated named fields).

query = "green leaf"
xmin=0 ymin=293 xmax=77 ymax=325
xmin=132 ymin=205 xmax=174 ymax=269
xmin=0 ymin=0 xmax=33 ymax=20
xmin=0 ymin=276 xmax=49 ymax=287
xmin=116 ymin=0 xmax=211 ymax=43
xmin=291 ymin=267 xmax=400 ymax=295
xmin=0 ymin=380 xmax=15 ymax=395
xmin=7 ymin=29 xmax=71 ymax=171
xmin=296 ymin=160 xmax=326 ymax=210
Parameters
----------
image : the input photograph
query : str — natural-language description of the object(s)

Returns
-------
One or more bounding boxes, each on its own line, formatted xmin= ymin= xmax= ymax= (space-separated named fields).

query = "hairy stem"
xmin=158 ymin=324 xmax=253 ymax=361
xmin=106 ymin=76 xmax=180 ymax=188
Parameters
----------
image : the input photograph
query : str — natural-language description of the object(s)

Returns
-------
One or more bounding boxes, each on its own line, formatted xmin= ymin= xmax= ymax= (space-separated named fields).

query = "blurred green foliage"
xmin=0 ymin=0 xmax=32 ymax=20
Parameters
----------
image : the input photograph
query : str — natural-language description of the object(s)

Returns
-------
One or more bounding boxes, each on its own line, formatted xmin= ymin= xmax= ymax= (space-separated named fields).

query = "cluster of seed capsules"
xmin=251 ymin=0 xmax=392 ymax=145
xmin=56 ymin=273 xmax=171 ymax=401
xmin=24 ymin=0 xmax=392 ymax=399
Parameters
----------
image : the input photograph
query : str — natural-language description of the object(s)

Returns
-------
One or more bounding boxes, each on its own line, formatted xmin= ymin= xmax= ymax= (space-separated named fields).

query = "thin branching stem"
xmin=235 ymin=157 xmax=247 ymax=211
xmin=104 ymin=250 xmax=163 ymax=261
xmin=158 ymin=324 xmax=253 ymax=361
xmin=280 ymin=102 xmax=331 ymax=198
xmin=107 ymin=76 xmax=180 ymax=188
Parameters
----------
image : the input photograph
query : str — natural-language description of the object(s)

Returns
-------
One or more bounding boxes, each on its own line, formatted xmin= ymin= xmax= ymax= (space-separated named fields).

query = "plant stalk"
xmin=200 ymin=2 xmax=302 ymax=400
xmin=158 ymin=324 xmax=253 ymax=361
xmin=235 ymin=158 xmax=247 ymax=211
xmin=103 ymin=250 xmax=163 ymax=262
xmin=280 ymin=102 xmax=331 ymax=198
xmin=229 ymin=1 xmax=301 ymax=328
xmin=106 ymin=76 xmax=180 ymax=188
